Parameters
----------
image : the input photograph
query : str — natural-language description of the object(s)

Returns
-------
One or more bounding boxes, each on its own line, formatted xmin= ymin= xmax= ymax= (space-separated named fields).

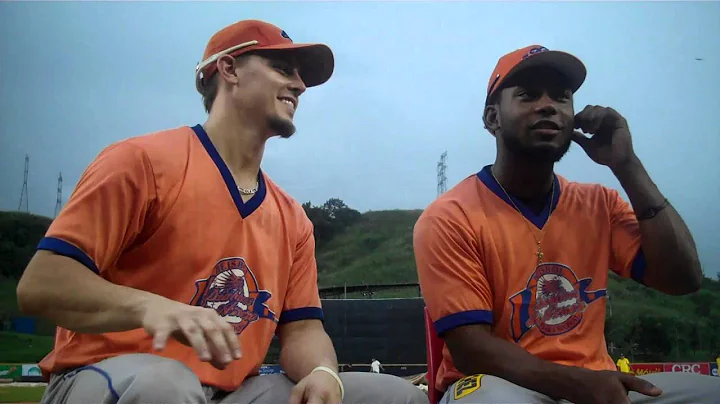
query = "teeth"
xmin=281 ymin=99 xmax=294 ymax=109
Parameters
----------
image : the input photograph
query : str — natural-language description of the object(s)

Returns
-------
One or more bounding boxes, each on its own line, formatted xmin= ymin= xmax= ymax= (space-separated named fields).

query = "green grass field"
xmin=0 ymin=333 xmax=53 ymax=364
xmin=0 ymin=386 xmax=45 ymax=403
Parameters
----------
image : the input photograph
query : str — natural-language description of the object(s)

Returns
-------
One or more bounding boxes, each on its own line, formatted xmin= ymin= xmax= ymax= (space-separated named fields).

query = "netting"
xmin=321 ymin=298 xmax=426 ymax=365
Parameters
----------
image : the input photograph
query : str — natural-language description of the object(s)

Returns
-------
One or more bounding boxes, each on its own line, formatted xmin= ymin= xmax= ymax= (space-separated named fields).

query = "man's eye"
xmin=518 ymin=89 xmax=535 ymax=99
xmin=554 ymin=90 xmax=572 ymax=101
xmin=274 ymin=64 xmax=292 ymax=76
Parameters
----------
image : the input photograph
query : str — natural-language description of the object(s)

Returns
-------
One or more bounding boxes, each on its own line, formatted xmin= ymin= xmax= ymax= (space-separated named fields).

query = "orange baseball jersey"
xmin=414 ymin=165 xmax=646 ymax=393
xmin=36 ymin=124 xmax=322 ymax=391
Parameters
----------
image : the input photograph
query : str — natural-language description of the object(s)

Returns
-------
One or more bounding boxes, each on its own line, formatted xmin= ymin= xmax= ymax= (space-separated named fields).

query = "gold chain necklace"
xmin=490 ymin=167 xmax=556 ymax=265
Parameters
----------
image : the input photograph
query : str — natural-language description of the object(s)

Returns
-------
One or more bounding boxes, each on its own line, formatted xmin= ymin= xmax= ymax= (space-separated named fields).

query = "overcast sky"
xmin=1 ymin=1 xmax=718 ymax=277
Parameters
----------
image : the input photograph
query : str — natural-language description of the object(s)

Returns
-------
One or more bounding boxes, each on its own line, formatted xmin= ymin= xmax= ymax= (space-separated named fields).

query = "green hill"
xmin=317 ymin=209 xmax=422 ymax=287
xmin=1 ymin=206 xmax=720 ymax=364
xmin=0 ymin=212 xmax=52 ymax=281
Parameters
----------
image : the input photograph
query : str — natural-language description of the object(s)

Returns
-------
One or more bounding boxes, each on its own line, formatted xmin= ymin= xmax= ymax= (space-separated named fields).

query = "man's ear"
xmin=216 ymin=54 xmax=240 ymax=86
xmin=483 ymin=104 xmax=500 ymax=137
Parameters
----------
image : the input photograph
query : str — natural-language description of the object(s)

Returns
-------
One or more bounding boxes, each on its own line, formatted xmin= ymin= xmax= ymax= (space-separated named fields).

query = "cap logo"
xmin=280 ymin=30 xmax=292 ymax=42
xmin=522 ymin=46 xmax=549 ymax=60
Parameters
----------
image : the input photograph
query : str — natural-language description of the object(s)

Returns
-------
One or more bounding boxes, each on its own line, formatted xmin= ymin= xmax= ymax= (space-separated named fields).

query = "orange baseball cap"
xmin=195 ymin=20 xmax=334 ymax=93
xmin=485 ymin=45 xmax=586 ymax=103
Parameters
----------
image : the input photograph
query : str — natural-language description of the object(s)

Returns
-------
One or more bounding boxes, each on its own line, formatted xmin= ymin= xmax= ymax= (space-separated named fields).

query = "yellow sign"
xmin=454 ymin=374 xmax=484 ymax=400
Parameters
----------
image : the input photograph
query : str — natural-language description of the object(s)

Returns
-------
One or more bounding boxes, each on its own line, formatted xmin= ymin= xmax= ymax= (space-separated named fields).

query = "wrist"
xmin=610 ymin=154 xmax=643 ymax=179
xmin=549 ymin=366 xmax=593 ymax=401
xmin=312 ymin=366 xmax=344 ymax=399
xmin=125 ymin=291 xmax=157 ymax=329
xmin=534 ymin=363 xmax=586 ymax=400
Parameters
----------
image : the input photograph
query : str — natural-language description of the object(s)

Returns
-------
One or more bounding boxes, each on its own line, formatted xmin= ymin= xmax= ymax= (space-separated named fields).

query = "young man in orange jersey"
xmin=413 ymin=45 xmax=720 ymax=403
xmin=17 ymin=19 xmax=427 ymax=404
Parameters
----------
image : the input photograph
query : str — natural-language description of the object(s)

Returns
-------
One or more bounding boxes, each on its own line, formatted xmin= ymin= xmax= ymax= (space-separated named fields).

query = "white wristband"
xmin=311 ymin=365 xmax=344 ymax=400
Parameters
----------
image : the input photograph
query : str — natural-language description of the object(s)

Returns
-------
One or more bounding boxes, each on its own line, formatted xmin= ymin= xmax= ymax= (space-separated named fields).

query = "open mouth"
xmin=531 ymin=120 xmax=561 ymax=131
xmin=278 ymin=96 xmax=297 ymax=113
xmin=530 ymin=120 xmax=563 ymax=141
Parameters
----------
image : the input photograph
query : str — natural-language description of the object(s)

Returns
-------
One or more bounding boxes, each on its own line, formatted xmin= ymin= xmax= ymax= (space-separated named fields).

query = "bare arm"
xmin=17 ymin=250 xmax=241 ymax=369
xmin=612 ymin=157 xmax=703 ymax=295
xmin=17 ymin=250 xmax=157 ymax=333
xmin=445 ymin=324 xmax=578 ymax=401
xmin=573 ymin=106 xmax=702 ymax=295
xmin=277 ymin=319 xmax=339 ymax=383
xmin=445 ymin=324 xmax=660 ymax=403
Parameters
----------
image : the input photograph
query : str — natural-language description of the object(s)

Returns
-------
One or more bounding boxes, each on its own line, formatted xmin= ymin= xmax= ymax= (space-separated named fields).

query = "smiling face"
xmin=484 ymin=66 xmax=576 ymax=163
xmin=218 ymin=52 xmax=307 ymax=138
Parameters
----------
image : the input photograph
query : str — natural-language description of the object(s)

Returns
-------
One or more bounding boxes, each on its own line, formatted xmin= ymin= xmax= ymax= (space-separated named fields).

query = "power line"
xmin=18 ymin=155 xmax=29 ymax=213
xmin=436 ymin=151 xmax=447 ymax=197
xmin=54 ymin=172 xmax=63 ymax=218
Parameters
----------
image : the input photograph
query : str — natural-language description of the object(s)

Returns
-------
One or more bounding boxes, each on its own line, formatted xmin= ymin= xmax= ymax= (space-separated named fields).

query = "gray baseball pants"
xmin=39 ymin=353 xmax=429 ymax=404
xmin=441 ymin=372 xmax=720 ymax=404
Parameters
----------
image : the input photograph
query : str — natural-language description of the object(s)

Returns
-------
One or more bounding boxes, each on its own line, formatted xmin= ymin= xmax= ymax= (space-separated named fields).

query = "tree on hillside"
xmin=628 ymin=314 xmax=674 ymax=361
xmin=323 ymin=198 xmax=361 ymax=227
xmin=302 ymin=199 xmax=361 ymax=249
xmin=0 ymin=212 xmax=52 ymax=279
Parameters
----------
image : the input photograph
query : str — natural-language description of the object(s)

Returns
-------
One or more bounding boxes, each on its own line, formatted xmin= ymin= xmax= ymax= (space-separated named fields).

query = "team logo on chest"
xmin=508 ymin=263 xmax=606 ymax=342
xmin=190 ymin=257 xmax=278 ymax=334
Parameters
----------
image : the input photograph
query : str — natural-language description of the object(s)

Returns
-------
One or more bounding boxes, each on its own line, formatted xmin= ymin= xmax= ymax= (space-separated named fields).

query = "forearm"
xmin=448 ymin=326 xmax=579 ymax=400
xmin=278 ymin=320 xmax=339 ymax=383
xmin=612 ymin=157 xmax=703 ymax=294
xmin=17 ymin=251 xmax=157 ymax=333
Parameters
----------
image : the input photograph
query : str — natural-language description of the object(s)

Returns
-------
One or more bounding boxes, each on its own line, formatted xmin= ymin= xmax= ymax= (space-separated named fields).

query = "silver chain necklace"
xmin=237 ymin=182 xmax=259 ymax=195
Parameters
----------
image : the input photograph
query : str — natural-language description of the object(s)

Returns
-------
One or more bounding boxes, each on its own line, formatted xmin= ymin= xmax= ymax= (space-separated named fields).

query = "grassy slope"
xmin=317 ymin=209 xmax=423 ymax=287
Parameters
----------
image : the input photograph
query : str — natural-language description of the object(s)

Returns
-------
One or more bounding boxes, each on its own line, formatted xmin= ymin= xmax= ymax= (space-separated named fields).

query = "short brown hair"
xmin=201 ymin=74 xmax=219 ymax=114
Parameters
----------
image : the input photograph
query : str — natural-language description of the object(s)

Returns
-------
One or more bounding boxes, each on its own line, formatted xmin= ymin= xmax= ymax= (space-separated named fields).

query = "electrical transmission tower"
xmin=54 ymin=172 xmax=63 ymax=218
xmin=18 ymin=155 xmax=29 ymax=212
xmin=436 ymin=151 xmax=447 ymax=197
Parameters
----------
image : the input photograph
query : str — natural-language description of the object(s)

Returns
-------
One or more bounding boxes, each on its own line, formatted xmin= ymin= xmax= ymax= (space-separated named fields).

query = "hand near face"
xmin=572 ymin=105 xmax=637 ymax=170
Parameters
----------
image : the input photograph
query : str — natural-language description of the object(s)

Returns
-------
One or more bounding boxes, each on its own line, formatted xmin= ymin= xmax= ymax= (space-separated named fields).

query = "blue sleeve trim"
xmin=435 ymin=310 xmax=493 ymax=336
xmin=279 ymin=307 xmax=324 ymax=324
xmin=36 ymin=237 xmax=100 ymax=274
xmin=631 ymin=248 xmax=647 ymax=285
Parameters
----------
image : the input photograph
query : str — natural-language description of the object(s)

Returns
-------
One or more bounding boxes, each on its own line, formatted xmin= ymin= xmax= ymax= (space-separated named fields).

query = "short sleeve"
xmin=413 ymin=211 xmax=493 ymax=337
xmin=37 ymin=142 xmax=156 ymax=275
xmin=278 ymin=215 xmax=323 ymax=324
xmin=608 ymin=189 xmax=645 ymax=283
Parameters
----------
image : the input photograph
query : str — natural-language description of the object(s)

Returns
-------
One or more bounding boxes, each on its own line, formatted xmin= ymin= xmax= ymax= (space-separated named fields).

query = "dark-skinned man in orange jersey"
xmin=414 ymin=45 xmax=720 ymax=403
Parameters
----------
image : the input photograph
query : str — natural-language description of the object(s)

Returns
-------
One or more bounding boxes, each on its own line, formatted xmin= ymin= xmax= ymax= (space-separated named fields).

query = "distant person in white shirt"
xmin=371 ymin=358 xmax=383 ymax=373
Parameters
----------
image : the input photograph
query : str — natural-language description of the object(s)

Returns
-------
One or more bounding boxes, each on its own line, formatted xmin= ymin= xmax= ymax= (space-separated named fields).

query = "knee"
xmin=120 ymin=358 xmax=205 ymax=402
xmin=341 ymin=372 xmax=429 ymax=404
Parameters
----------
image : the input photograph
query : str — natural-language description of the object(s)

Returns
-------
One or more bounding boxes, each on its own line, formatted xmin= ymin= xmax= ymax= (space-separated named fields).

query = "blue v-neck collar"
xmin=477 ymin=165 xmax=561 ymax=230
xmin=191 ymin=124 xmax=266 ymax=219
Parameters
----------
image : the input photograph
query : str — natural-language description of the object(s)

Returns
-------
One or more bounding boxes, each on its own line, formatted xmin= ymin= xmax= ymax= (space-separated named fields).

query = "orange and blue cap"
xmin=195 ymin=20 xmax=334 ymax=93
xmin=486 ymin=45 xmax=586 ymax=103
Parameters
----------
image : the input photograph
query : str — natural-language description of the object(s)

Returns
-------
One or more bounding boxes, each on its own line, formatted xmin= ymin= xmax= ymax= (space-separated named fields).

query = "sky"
xmin=0 ymin=1 xmax=718 ymax=276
